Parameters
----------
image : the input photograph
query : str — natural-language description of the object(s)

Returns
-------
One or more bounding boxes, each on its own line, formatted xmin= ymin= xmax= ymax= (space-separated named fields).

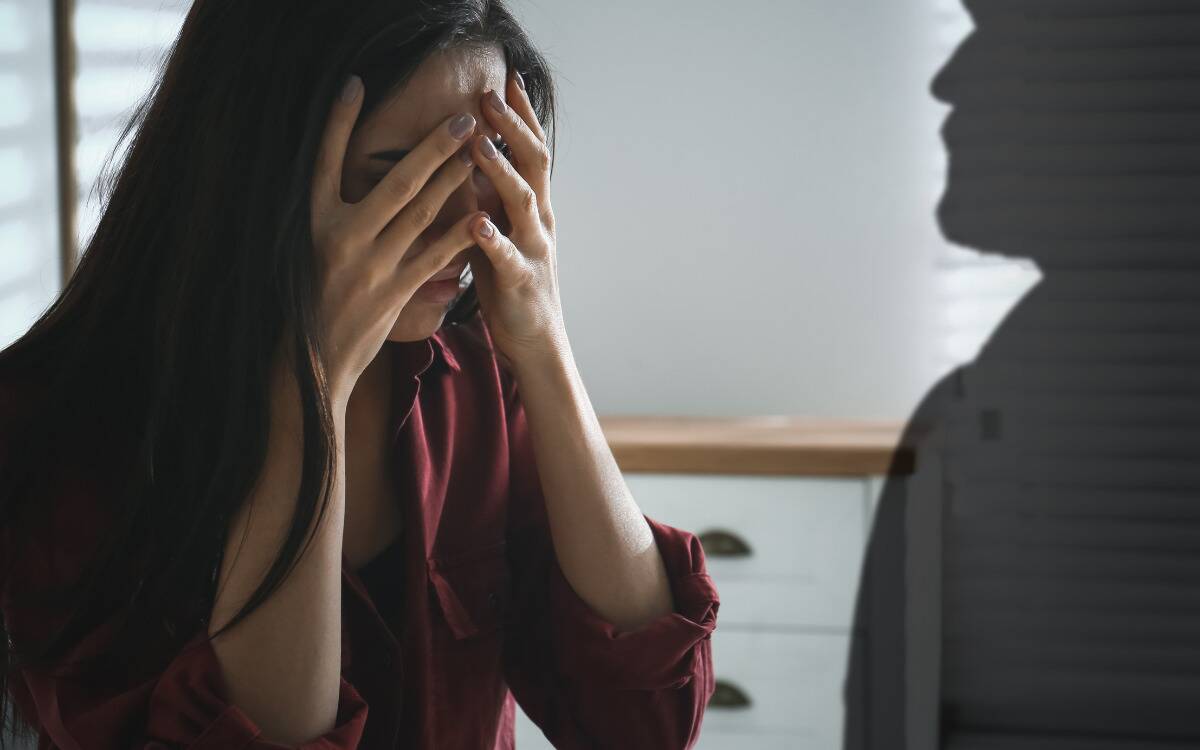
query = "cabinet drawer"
xmin=625 ymin=473 xmax=867 ymax=628
xmin=700 ymin=628 xmax=852 ymax=746
xmin=513 ymin=629 xmax=853 ymax=749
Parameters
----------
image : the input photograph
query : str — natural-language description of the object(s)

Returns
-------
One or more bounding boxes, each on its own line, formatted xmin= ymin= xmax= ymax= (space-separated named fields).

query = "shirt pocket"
xmin=426 ymin=538 xmax=518 ymax=640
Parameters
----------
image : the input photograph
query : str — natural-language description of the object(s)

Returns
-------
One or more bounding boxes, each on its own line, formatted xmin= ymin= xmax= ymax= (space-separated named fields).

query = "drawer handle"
xmin=698 ymin=529 xmax=751 ymax=557
xmin=708 ymin=679 xmax=751 ymax=709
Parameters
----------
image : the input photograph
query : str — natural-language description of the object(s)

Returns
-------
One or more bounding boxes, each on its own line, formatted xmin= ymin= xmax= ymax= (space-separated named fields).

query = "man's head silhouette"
xmin=930 ymin=0 xmax=1200 ymax=268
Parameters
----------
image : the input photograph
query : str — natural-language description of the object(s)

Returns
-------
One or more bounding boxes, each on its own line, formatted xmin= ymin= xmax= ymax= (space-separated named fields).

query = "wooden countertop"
xmin=598 ymin=416 xmax=916 ymax=477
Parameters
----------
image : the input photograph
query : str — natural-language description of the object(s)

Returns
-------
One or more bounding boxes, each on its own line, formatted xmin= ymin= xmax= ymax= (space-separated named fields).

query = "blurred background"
xmin=0 ymin=1 xmax=1043 ymax=748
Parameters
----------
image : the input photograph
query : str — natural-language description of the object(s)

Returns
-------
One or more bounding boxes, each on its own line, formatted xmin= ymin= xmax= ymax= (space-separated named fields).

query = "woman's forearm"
xmin=509 ymin=336 xmax=675 ymax=633
xmin=207 ymin=364 xmax=348 ymax=744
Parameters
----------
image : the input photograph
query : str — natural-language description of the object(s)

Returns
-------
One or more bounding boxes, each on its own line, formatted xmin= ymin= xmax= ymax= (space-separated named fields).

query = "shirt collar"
xmin=430 ymin=328 xmax=461 ymax=373
xmin=387 ymin=328 xmax=462 ymax=379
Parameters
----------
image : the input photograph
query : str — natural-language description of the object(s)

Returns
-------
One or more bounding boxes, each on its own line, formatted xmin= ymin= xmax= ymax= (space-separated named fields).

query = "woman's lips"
xmin=415 ymin=276 xmax=464 ymax=301
xmin=428 ymin=261 xmax=467 ymax=282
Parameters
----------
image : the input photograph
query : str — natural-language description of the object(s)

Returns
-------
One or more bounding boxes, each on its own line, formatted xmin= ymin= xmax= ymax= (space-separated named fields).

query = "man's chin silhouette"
xmin=844 ymin=2 xmax=1200 ymax=748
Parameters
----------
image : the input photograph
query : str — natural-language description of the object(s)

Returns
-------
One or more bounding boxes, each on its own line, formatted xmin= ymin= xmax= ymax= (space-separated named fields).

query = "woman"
xmin=0 ymin=1 xmax=719 ymax=748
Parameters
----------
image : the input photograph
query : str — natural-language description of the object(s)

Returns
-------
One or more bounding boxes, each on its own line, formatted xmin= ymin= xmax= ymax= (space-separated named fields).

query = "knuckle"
xmin=519 ymin=187 xmax=538 ymax=215
xmin=535 ymin=144 xmax=552 ymax=172
xmin=383 ymin=174 xmax=418 ymax=203
xmin=407 ymin=201 xmax=437 ymax=228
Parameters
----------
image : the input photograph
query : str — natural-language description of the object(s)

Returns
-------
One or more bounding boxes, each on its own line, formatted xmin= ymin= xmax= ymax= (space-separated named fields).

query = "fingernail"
xmin=449 ymin=113 xmax=475 ymax=140
xmin=486 ymin=90 xmax=506 ymax=114
xmin=340 ymin=74 xmax=361 ymax=103
xmin=457 ymin=145 xmax=474 ymax=166
xmin=479 ymin=136 xmax=499 ymax=160
xmin=514 ymin=71 xmax=525 ymax=91
xmin=479 ymin=215 xmax=496 ymax=238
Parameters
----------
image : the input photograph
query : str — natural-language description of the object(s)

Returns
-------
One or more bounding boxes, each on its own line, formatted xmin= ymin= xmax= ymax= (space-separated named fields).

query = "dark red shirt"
xmin=1 ymin=313 xmax=720 ymax=748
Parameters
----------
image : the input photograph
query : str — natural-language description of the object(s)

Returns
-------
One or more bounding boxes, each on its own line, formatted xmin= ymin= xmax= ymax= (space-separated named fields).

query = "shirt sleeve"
xmin=499 ymin=374 xmax=721 ymax=749
xmin=146 ymin=629 xmax=369 ymax=748
xmin=14 ymin=624 xmax=369 ymax=750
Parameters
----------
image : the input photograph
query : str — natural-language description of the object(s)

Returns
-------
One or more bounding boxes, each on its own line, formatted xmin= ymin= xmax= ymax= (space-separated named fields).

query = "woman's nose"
xmin=430 ymin=167 xmax=502 ymax=234
xmin=469 ymin=168 xmax=507 ymax=230
xmin=434 ymin=176 xmax=477 ymax=228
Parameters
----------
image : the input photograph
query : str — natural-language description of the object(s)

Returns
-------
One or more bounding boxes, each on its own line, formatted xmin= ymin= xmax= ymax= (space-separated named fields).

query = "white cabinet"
xmin=514 ymin=471 xmax=888 ymax=749
xmin=699 ymin=629 xmax=852 ymax=747
xmin=626 ymin=474 xmax=867 ymax=629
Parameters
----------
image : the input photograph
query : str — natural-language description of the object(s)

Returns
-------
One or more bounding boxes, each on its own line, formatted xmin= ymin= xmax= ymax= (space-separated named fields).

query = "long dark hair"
xmin=0 ymin=1 xmax=557 ymax=743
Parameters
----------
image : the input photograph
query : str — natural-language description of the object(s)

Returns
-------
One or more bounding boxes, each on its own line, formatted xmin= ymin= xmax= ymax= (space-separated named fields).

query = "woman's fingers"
xmin=311 ymin=75 xmax=364 ymax=218
xmin=470 ymin=132 xmax=549 ymax=249
xmin=350 ymin=112 xmax=478 ymax=240
xmin=481 ymin=87 xmax=551 ymax=203
xmin=393 ymin=210 xmax=488 ymax=297
xmin=507 ymin=69 xmax=547 ymax=145
xmin=468 ymin=212 xmax=529 ymax=288
xmin=373 ymin=147 xmax=476 ymax=267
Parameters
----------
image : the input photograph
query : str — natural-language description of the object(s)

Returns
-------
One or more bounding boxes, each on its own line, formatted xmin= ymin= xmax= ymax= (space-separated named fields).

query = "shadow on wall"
xmin=844 ymin=1 xmax=1200 ymax=748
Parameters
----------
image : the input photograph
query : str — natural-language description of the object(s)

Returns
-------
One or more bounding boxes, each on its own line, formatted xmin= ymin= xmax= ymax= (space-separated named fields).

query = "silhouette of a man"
xmin=845 ymin=2 xmax=1200 ymax=748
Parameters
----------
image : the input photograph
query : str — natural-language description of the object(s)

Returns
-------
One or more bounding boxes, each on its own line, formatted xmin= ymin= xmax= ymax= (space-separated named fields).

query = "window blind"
xmin=72 ymin=0 xmax=187 ymax=262
xmin=0 ymin=1 xmax=62 ymax=350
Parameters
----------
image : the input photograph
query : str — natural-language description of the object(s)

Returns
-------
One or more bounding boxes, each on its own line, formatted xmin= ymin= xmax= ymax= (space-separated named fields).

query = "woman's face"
xmin=338 ymin=44 xmax=510 ymax=342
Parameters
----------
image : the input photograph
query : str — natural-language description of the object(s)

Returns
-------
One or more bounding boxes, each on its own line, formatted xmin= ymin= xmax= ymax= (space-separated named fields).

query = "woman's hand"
xmin=465 ymin=70 xmax=566 ymax=371
xmin=307 ymin=75 xmax=487 ymax=407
